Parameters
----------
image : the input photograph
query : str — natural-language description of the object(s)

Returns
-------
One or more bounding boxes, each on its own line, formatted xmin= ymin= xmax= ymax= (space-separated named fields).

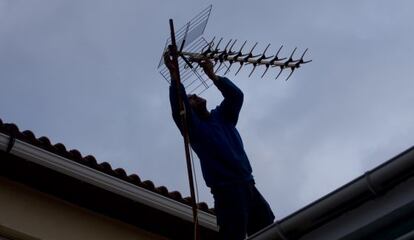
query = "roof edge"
xmin=0 ymin=132 xmax=217 ymax=231
xmin=248 ymin=145 xmax=414 ymax=240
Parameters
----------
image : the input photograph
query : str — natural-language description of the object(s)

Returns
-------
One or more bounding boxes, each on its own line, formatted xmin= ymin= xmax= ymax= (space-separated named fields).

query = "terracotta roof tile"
xmin=22 ymin=130 xmax=37 ymax=144
xmin=98 ymin=161 xmax=113 ymax=174
xmin=169 ymin=191 xmax=183 ymax=201
xmin=53 ymin=143 xmax=67 ymax=155
xmin=4 ymin=123 xmax=20 ymax=136
xmin=183 ymin=197 xmax=193 ymax=205
xmin=114 ymin=168 xmax=128 ymax=180
xmin=84 ymin=155 xmax=98 ymax=168
xmin=0 ymin=118 xmax=215 ymax=214
xmin=141 ymin=180 xmax=155 ymax=191
xmin=155 ymin=186 xmax=169 ymax=196
xmin=128 ymin=173 xmax=141 ymax=184
xmin=69 ymin=149 xmax=83 ymax=162
xmin=197 ymin=202 xmax=209 ymax=211
xmin=38 ymin=136 xmax=52 ymax=148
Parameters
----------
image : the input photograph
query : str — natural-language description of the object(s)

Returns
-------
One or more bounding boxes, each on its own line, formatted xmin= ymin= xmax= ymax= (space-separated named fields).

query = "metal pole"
xmin=168 ymin=19 xmax=200 ymax=240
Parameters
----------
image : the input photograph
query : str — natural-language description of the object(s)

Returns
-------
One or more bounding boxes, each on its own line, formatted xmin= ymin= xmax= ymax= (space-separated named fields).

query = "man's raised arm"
xmin=164 ymin=51 xmax=198 ymax=136
xmin=200 ymin=60 xmax=244 ymax=125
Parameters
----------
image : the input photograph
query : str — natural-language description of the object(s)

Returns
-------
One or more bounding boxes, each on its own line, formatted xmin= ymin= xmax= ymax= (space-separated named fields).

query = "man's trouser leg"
xmin=246 ymin=184 xmax=275 ymax=236
xmin=212 ymin=184 xmax=249 ymax=240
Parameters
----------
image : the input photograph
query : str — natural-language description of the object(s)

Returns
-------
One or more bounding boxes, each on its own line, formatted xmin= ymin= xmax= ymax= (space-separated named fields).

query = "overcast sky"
xmin=1 ymin=0 xmax=414 ymax=219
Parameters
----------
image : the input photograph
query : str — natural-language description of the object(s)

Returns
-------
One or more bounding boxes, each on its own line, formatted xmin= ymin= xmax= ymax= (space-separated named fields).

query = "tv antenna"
xmin=158 ymin=5 xmax=311 ymax=95
xmin=159 ymin=5 xmax=311 ymax=239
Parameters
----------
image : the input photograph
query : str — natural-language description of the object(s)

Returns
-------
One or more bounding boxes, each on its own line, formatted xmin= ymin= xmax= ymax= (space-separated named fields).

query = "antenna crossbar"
xmin=179 ymin=39 xmax=311 ymax=80
xmin=182 ymin=51 xmax=303 ymax=68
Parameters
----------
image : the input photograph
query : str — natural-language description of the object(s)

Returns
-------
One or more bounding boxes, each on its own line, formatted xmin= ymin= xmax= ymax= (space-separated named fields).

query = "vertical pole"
xmin=168 ymin=19 xmax=200 ymax=240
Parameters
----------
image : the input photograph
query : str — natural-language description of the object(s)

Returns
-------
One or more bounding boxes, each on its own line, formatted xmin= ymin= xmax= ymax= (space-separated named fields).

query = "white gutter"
xmin=0 ymin=132 xmax=217 ymax=231
xmin=247 ymin=146 xmax=414 ymax=240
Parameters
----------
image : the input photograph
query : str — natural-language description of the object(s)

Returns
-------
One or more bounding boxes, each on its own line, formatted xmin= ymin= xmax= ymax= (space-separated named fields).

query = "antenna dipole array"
xmin=180 ymin=38 xmax=312 ymax=81
xmin=158 ymin=5 xmax=312 ymax=94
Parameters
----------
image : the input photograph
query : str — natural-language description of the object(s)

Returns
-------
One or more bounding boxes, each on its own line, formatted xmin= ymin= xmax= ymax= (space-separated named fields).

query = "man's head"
xmin=188 ymin=94 xmax=209 ymax=119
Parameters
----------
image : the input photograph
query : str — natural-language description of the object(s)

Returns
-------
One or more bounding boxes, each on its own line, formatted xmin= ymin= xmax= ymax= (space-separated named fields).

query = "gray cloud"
xmin=1 ymin=0 xmax=414 ymax=219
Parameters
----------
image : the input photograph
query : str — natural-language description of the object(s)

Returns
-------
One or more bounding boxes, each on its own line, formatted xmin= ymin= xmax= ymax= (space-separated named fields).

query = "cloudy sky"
xmin=1 ymin=0 xmax=414 ymax=219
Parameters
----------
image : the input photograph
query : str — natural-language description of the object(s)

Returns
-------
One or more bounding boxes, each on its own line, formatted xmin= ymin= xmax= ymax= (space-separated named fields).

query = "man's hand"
xmin=163 ymin=49 xmax=180 ymax=82
xmin=199 ymin=59 xmax=219 ymax=82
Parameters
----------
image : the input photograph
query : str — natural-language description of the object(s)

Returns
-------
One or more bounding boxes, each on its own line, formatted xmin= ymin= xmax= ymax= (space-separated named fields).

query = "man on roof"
xmin=164 ymin=52 xmax=275 ymax=240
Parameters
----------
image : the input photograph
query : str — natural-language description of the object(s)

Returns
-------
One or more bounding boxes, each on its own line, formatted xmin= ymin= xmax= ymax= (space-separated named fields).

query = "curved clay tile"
xmin=3 ymin=123 xmax=20 ymax=136
xmin=168 ymin=191 xmax=183 ymax=201
xmin=128 ymin=174 xmax=141 ymax=184
xmin=22 ymin=130 xmax=37 ymax=144
xmin=114 ymin=168 xmax=128 ymax=180
xmin=183 ymin=197 xmax=193 ymax=205
xmin=156 ymin=186 xmax=169 ymax=196
xmin=68 ymin=149 xmax=83 ymax=162
xmin=197 ymin=202 xmax=209 ymax=211
xmin=54 ymin=143 xmax=67 ymax=155
xmin=141 ymin=180 xmax=155 ymax=191
xmin=98 ymin=162 xmax=113 ymax=174
xmin=38 ymin=136 xmax=52 ymax=148
xmin=84 ymin=155 xmax=98 ymax=168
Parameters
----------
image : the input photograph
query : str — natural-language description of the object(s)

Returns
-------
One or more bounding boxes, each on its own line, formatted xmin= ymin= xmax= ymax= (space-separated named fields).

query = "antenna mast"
xmin=168 ymin=19 xmax=201 ymax=240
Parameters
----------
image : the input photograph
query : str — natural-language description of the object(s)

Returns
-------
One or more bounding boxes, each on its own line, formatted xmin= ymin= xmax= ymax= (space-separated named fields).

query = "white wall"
xmin=0 ymin=176 xmax=167 ymax=240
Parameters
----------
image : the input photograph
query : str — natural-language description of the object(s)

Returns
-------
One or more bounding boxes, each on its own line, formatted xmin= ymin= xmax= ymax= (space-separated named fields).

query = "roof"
xmin=0 ymin=117 xmax=218 ymax=239
xmin=0 ymin=118 xmax=213 ymax=212
xmin=248 ymin=145 xmax=414 ymax=239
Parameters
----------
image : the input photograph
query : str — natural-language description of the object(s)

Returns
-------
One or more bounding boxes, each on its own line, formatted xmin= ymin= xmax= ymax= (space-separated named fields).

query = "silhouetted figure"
xmin=165 ymin=52 xmax=274 ymax=240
